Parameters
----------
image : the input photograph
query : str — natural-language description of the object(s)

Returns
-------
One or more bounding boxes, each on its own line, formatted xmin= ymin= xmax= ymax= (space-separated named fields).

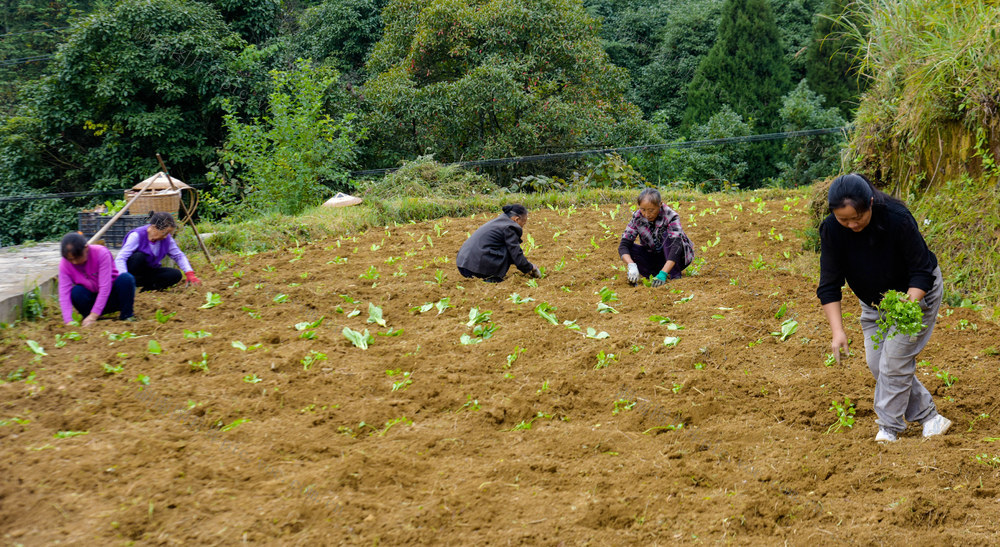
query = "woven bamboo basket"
xmin=123 ymin=172 xmax=191 ymax=215
xmin=123 ymin=189 xmax=180 ymax=215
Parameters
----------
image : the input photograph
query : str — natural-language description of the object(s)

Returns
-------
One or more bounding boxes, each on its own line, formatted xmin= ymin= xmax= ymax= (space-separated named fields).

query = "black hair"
xmin=637 ymin=188 xmax=661 ymax=206
xmin=148 ymin=211 xmax=178 ymax=230
xmin=61 ymin=232 xmax=87 ymax=259
xmin=827 ymin=173 xmax=903 ymax=213
xmin=502 ymin=204 xmax=528 ymax=218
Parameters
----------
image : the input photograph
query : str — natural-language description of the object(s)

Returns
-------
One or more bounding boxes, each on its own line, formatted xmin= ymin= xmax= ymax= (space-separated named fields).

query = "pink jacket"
xmin=58 ymin=245 xmax=119 ymax=324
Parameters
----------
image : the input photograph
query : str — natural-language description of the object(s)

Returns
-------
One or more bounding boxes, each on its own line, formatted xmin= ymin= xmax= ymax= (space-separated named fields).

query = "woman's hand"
xmin=830 ymin=330 xmax=849 ymax=365
xmin=821 ymin=301 xmax=848 ymax=365
xmin=626 ymin=263 xmax=639 ymax=284
xmin=651 ymin=271 xmax=668 ymax=287
xmin=82 ymin=313 xmax=99 ymax=327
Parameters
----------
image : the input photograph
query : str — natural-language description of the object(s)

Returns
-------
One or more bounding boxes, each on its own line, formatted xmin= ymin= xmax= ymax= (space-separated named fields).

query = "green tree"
xmin=204 ymin=0 xmax=282 ymax=44
xmin=0 ymin=0 xmax=264 ymax=244
xmin=282 ymin=0 xmax=387 ymax=78
xmin=776 ymin=79 xmax=846 ymax=186
xmin=0 ymin=0 xmax=99 ymax=113
xmin=684 ymin=0 xmax=791 ymax=186
xmin=582 ymin=0 xmax=672 ymax=78
xmin=804 ymin=0 xmax=866 ymax=118
xmin=771 ymin=0 xmax=825 ymax=83
xmin=361 ymin=0 xmax=654 ymax=172
xmin=634 ymin=0 xmax=722 ymax=126
xmin=684 ymin=0 xmax=790 ymax=129
xmin=220 ymin=60 xmax=365 ymax=217
xmin=678 ymin=105 xmax=751 ymax=191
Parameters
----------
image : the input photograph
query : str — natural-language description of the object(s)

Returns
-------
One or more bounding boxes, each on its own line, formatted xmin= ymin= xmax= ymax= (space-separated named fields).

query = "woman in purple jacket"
xmin=58 ymin=232 xmax=135 ymax=326
xmin=115 ymin=212 xmax=201 ymax=291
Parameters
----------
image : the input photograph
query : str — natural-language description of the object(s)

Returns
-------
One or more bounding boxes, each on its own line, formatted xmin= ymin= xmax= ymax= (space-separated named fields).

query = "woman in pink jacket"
xmin=58 ymin=232 xmax=136 ymax=326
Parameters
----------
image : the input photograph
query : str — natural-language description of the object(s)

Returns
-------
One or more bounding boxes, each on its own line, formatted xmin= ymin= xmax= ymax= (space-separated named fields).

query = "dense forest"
xmin=1 ymin=0 xmax=863 ymax=244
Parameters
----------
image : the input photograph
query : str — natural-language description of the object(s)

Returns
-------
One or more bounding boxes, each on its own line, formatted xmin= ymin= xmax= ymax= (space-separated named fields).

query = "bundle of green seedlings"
xmin=872 ymin=290 xmax=926 ymax=350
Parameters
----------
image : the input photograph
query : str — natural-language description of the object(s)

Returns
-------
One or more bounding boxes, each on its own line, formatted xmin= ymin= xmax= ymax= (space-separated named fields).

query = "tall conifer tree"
xmin=683 ymin=0 xmax=790 ymax=129
xmin=805 ymin=0 xmax=866 ymax=119
xmin=683 ymin=0 xmax=791 ymax=186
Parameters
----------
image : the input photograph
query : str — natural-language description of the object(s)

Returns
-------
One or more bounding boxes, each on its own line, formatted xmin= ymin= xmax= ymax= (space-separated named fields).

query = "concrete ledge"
xmin=0 ymin=242 xmax=62 ymax=324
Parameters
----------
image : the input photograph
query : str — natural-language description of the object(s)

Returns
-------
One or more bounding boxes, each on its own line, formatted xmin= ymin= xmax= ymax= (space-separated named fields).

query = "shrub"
xmin=775 ymin=79 xmax=847 ymax=187
xmin=220 ymin=59 xmax=365 ymax=218
xmin=355 ymin=155 xmax=499 ymax=200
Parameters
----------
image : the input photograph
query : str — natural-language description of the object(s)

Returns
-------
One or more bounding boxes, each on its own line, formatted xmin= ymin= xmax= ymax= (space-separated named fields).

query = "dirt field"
xmin=3 ymin=193 xmax=999 ymax=545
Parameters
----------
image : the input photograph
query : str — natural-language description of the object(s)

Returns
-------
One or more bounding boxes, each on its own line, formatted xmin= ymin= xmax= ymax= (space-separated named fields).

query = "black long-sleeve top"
xmin=816 ymin=200 xmax=937 ymax=307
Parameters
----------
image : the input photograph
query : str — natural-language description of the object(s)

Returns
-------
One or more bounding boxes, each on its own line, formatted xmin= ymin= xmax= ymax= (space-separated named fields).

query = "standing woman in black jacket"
xmin=817 ymin=173 xmax=951 ymax=443
xmin=456 ymin=204 xmax=541 ymax=283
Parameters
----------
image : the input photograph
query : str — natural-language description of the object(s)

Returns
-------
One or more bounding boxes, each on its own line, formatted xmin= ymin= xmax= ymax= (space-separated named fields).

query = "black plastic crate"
xmin=78 ymin=212 xmax=149 ymax=248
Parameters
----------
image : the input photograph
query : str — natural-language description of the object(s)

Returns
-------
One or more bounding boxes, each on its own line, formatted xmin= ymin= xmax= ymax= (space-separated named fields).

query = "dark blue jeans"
xmin=70 ymin=273 xmax=136 ymax=320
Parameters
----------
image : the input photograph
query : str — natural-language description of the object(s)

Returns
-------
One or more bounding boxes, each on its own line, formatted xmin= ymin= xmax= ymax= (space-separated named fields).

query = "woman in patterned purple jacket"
xmin=618 ymin=188 xmax=695 ymax=287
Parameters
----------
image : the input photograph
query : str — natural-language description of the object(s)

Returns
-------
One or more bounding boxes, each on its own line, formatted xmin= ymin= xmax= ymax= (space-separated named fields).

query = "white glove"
xmin=626 ymin=263 xmax=640 ymax=283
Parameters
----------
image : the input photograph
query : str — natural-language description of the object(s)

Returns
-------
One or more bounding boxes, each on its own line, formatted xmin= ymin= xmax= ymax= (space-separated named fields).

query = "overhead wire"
xmin=349 ymin=126 xmax=850 ymax=177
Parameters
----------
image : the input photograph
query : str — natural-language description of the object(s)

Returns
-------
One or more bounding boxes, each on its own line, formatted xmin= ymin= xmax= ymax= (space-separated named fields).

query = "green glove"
xmin=651 ymin=270 xmax=668 ymax=287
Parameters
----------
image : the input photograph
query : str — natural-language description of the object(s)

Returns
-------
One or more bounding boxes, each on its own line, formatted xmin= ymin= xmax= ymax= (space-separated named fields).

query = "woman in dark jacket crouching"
xmin=456 ymin=204 xmax=541 ymax=282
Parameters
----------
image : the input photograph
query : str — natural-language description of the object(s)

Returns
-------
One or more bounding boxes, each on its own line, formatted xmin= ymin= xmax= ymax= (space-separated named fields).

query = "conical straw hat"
xmin=132 ymin=172 xmax=191 ymax=191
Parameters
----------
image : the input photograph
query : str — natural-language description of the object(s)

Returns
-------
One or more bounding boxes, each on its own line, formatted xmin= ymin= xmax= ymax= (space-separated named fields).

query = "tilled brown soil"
xmin=2 ymin=194 xmax=999 ymax=545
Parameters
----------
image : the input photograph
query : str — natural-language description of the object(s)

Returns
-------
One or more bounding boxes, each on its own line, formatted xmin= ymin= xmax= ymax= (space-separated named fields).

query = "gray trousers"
xmin=858 ymin=267 xmax=943 ymax=434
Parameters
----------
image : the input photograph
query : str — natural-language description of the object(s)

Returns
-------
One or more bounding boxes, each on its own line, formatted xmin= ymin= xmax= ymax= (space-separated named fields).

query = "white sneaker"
xmin=875 ymin=429 xmax=898 ymax=443
xmin=922 ymin=414 xmax=952 ymax=438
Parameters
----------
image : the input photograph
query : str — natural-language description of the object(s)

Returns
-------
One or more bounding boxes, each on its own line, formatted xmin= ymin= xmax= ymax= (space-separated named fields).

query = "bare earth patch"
xmin=2 ymin=195 xmax=998 ymax=544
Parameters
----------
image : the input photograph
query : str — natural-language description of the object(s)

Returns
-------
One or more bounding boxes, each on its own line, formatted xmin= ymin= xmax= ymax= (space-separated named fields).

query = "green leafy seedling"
xmin=189 ymin=352 xmax=209 ymax=372
xmin=612 ymin=398 xmax=636 ymax=415
xmin=595 ymin=350 xmax=617 ymax=369
xmin=597 ymin=302 xmax=618 ymax=314
xmin=367 ymin=303 xmax=387 ymax=327
xmin=155 ymin=309 xmax=176 ymax=324
xmin=933 ymin=366 xmax=956 ymax=388
xmin=508 ymin=293 xmax=534 ymax=304
xmin=534 ymin=303 xmax=558 ymax=325
xmin=461 ymin=396 xmax=481 ymax=411
xmin=391 ymin=371 xmax=412 ymax=391
xmin=54 ymin=430 xmax=88 ymax=439
xmin=596 ymin=286 xmax=619 ymax=303
xmin=343 ymin=327 xmax=374 ymax=349
xmin=106 ymin=331 xmax=137 ymax=342
xmin=585 ymin=327 xmax=610 ymax=340
xmin=243 ymin=374 xmax=263 ymax=384
xmin=360 ymin=265 xmax=380 ymax=282
xmin=435 ymin=297 xmax=452 ymax=315
xmin=826 ymin=397 xmax=856 ymax=433
xmin=25 ymin=340 xmax=47 ymax=356
xmin=54 ymin=332 xmax=82 ymax=348
xmin=505 ymin=346 xmax=524 ymax=369
xmin=301 ymin=350 xmax=327 ymax=370
xmin=220 ymin=418 xmax=249 ymax=432
xmin=199 ymin=292 xmax=221 ymax=309
xmin=294 ymin=316 xmax=325 ymax=331
xmin=466 ymin=307 xmax=493 ymax=327
xmin=772 ymin=319 xmax=799 ymax=341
